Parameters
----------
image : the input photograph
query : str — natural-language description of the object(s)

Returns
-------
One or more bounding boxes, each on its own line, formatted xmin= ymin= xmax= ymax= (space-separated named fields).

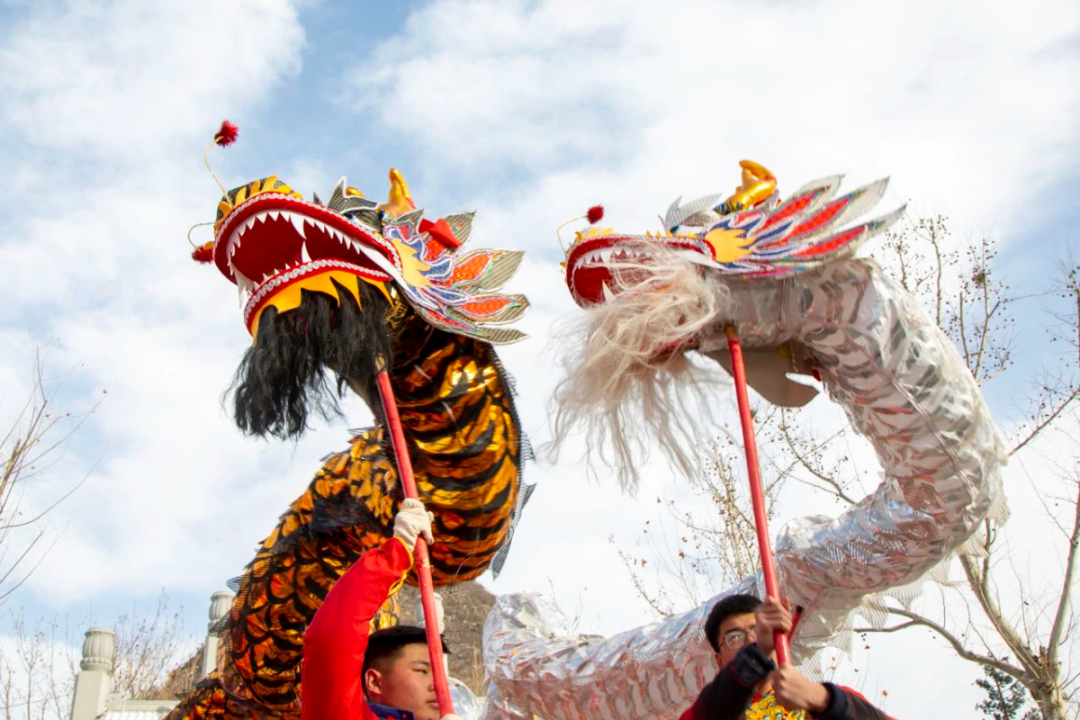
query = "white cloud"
xmin=346 ymin=0 xmax=1080 ymax=239
xmin=0 ymin=0 xmax=312 ymax=605
xmin=0 ymin=0 xmax=303 ymax=162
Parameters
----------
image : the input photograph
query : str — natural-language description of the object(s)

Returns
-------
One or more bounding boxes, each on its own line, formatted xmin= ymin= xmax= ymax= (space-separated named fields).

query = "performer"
xmin=482 ymin=160 xmax=1003 ymax=720
xmin=169 ymin=123 xmax=530 ymax=720
xmin=681 ymin=595 xmax=893 ymax=720
xmin=302 ymin=499 xmax=459 ymax=720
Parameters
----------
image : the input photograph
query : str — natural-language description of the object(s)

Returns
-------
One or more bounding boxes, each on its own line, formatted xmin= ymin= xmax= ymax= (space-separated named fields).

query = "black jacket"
xmin=679 ymin=643 xmax=893 ymax=720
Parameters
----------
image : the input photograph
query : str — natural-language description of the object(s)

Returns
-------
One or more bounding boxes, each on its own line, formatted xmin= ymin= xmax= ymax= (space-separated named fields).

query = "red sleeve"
xmin=301 ymin=537 xmax=413 ymax=720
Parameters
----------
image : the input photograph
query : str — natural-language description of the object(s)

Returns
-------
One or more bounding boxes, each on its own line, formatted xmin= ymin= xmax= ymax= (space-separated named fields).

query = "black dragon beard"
xmin=230 ymin=279 xmax=393 ymax=439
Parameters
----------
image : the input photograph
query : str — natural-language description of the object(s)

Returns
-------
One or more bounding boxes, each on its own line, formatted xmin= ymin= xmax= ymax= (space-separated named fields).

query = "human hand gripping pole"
xmin=376 ymin=357 xmax=455 ymax=716
xmin=393 ymin=500 xmax=434 ymax=550
xmin=725 ymin=326 xmax=790 ymax=666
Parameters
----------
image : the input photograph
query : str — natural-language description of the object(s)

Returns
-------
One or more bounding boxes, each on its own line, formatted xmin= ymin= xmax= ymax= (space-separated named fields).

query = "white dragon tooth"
xmin=300 ymin=242 xmax=312 ymax=263
xmin=355 ymin=242 xmax=402 ymax=281
xmin=289 ymin=214 xmax=307 ymax=238
xmin=268 ymin=210 xmax=280 ymax=221
xmin=234 ymin=269 xmax=255 ymax=291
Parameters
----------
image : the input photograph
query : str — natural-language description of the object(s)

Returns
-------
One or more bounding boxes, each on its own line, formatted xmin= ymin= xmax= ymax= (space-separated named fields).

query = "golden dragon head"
xmin=191 ymin=123 xmax=528 ymax=437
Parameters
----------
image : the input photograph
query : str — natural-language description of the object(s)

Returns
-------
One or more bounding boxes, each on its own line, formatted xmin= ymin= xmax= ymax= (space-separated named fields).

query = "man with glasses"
xmin=678 ymin=594 xmax=893 ymax=720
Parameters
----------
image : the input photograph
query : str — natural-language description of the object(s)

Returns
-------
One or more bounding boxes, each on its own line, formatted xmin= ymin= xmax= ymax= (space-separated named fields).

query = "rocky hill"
xmin=396 ymin=580 xmax=496 ymax=694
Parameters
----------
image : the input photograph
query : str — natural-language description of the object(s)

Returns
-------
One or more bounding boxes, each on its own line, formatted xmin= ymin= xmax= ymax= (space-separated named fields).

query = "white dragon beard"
xmin=548 ymin=249 xmax=732 ymax=492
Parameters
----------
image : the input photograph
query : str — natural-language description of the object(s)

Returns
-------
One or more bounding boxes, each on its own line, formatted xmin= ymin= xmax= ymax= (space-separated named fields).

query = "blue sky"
xmin=1 ymin=1 xmax=1079 ymax=717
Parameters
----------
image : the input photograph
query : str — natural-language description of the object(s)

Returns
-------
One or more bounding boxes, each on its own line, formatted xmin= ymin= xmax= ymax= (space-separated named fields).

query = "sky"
xmin=1 ymin=0 xmax=1079 ymax=718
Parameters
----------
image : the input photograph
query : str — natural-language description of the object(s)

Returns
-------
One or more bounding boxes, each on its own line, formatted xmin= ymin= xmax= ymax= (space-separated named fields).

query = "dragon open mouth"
xmin=565 ymin=232 xmax=712 ymax=306
xmin=195 ymin=171 xmax=528 ymax=345
xmin=211 ymin=191 xmax=403 ymax=330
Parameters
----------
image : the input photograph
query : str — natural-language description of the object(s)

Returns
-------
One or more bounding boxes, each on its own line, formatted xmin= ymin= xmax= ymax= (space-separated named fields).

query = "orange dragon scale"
xmin=172 ymin=140 xmax=530 ymax=720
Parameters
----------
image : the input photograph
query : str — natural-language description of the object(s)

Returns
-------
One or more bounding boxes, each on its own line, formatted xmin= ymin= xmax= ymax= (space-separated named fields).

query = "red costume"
xmin=301 ymin=538 xmax=413 ymax=720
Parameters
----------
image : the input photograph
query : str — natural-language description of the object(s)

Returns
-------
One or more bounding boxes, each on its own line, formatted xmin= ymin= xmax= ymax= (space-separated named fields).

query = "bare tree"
xmin=0 ymin=614 xmax=77 ymax=720
xmin=0 ymin=593 xmax=193 ymax=720
xmin=614 ymin=420 xmax=786 ymax=616
xmin=111 ymin=592 xmax=190 ymax=700
xmin=622 ymin=218 xmax=1080 ymax=719
xmin=0 ymin=350 xmax=100 ymax=603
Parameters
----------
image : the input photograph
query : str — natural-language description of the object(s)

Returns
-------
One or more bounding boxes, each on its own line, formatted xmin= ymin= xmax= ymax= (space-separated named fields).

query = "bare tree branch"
xmin=866 ymin=606 xmax=1029 ymax=681
xmin=1011 ymin=384 xmax=1080 ymax=457
xmin=1049 ymin=478 xmax=1080 ymax=671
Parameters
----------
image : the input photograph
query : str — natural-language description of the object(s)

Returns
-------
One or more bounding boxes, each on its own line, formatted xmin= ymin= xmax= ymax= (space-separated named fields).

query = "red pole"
xmin=375 ymin=359 xmax=455 ymax=716
xmin=725 ymin=326 xmax=790 ymax=666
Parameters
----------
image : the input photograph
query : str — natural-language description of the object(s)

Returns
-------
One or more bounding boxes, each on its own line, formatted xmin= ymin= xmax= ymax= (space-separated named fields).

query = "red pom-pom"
xmin=586 ymin=205 xmax=604 ymax=224
xmin=214 ymin=120 xmax=239 ymax=147
xmin=192 ymin=243 xmax=214 ymax=264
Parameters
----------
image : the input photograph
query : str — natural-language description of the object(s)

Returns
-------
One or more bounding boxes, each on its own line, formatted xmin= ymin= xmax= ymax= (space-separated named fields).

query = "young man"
xmin=680 ymin=594 xmax=893 ymax=720
xmin=302 ymin=499 xmax=457 ymax=720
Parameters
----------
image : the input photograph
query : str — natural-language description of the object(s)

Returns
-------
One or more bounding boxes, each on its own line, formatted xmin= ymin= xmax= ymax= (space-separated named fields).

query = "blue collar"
xmin=367 ymin=702 xmax=416 ymax=720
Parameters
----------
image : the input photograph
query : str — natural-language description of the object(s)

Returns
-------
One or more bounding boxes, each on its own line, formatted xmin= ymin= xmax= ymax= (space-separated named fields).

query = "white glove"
xmin=393 ymin=498 xmax=434 ymax=549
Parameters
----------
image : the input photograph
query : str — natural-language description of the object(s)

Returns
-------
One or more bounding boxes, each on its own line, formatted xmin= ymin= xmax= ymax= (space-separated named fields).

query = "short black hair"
xmin=704 ymin=594 xmax=761 ymax=652
xmin=361 ymin=626 xmax=451 ymax=681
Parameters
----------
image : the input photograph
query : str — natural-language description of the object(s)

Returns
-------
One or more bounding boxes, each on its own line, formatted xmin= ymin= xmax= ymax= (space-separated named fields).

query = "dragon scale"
xmin=170 ymin=150 xmax=529 ymax=720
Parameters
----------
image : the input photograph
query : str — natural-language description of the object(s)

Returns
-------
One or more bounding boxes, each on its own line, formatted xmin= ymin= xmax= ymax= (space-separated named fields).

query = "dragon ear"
xmin=663 ymin=194 xmax=724 ymax=231
xmin=446 ymin=250 xmax=524 ymax=292
xmin=449 ymin=293 xmax=528 ymax=325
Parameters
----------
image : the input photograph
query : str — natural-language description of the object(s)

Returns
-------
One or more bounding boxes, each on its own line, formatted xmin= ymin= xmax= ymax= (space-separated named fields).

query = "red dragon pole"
xmin=725 ymin=326 xmax=790 ymax=666
xmin=375 ymin=359 xmax=455 ymax=715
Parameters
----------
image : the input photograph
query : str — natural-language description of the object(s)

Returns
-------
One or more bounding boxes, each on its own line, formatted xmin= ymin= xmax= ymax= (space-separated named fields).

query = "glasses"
xmin=722 ymin=627 xmax=757 ymax=650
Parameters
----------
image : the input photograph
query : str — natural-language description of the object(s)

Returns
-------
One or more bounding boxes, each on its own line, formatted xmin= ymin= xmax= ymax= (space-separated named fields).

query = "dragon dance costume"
xmin=169 ymin=125 xmax=531 ymax=720
xmin=173 ymin=128 xmax=996 ymax=720
xmin=483 ymin=161 xmax=1004 ymax=720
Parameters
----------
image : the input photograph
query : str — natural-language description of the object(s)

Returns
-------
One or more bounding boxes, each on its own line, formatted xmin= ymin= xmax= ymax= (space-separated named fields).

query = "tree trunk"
xmin=1029 ymin=681 xmax=1070 ymax=720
